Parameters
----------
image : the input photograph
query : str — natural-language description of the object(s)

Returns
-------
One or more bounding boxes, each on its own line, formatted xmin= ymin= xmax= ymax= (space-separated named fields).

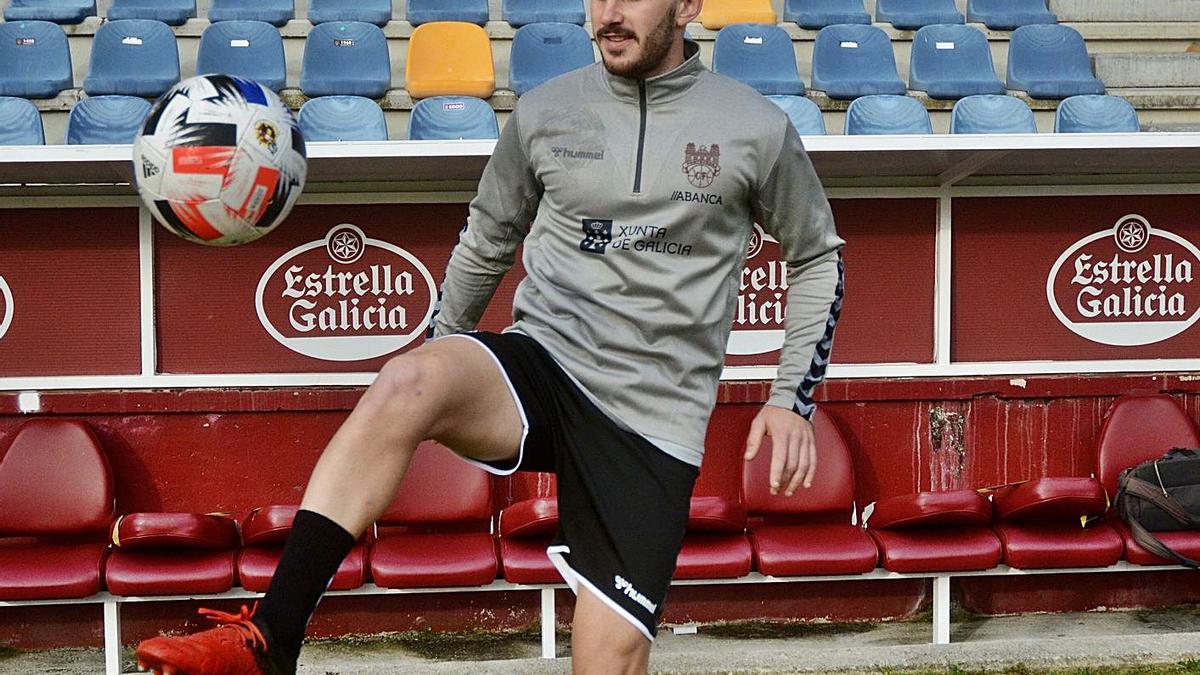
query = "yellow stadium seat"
xmin=698 ymin=0 xmax=777 ymax=29
xmin=405 ymin=21 xmax=496 ymax=99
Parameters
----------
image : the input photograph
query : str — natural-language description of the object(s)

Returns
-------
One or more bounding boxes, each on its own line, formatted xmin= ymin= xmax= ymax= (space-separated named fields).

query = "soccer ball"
xmin=133 ymin=74 xmax=307 ymax=247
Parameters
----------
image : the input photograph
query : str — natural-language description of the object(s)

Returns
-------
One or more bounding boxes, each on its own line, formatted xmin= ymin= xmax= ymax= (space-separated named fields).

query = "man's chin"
xmin=601 ymin=57 xmax=644 ymax=78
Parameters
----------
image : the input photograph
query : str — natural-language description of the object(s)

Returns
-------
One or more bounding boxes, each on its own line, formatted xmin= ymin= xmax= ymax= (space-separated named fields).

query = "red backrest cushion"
xmin=111 ymin=512 xmax=240 ymax=550
xmin=0 ymin=419 xmax=114 ymax=535
xmin=868 ymin=489 xmax=992 ymax=529
xmin=688 ymin=496 xmax=747 ymax=533
xmin=379 ymin=442 xmax=491 ymax=525
xmin=741 ymin=408 xmax=855 ymax=517
xmin=499 ymin=497 xmax=558 ymax=538
xmin=992 ymin=477 xmax=1108 ymax=522
xmin=242 ymin=505 xmax=299 ymax=545
xmin=1097 ymin=394 xmax=1200 ymax=497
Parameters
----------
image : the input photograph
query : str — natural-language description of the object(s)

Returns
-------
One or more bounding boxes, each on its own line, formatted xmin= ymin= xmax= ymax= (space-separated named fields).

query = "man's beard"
xmin=598 ymin=6 xmax=678 ymax=79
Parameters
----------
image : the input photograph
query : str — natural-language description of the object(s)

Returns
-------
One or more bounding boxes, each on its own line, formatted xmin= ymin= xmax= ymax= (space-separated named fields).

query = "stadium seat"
xmin=196 ymin=21 xmax=286 ymax=92
xmin=406 ymin=22 xmax=496 ymax=99
xmin=674 ymin=497 xmax=753 ymax=579
xmin=406 ymin=0 xmax=489 ymax=26
xmin=0 ymin=97 xmax=45 ymax=145
xmin=990 ymin=478 xmax=1123 ymax=569
xmin=299 ymin=96 xmax=389 ymax=141
xmin=498 ymin=489 xmax=561 ymax=584
xmin=875 ymin=0 xmax=963 ymax=29
xmin=699 ymin=0 xmax=776 ymax=30
xmin=845 ymin=95 xmax=932 ymax=134
xmin=408 ymin=96 xmax=499 ymax=140
xmin=866 ymin=489 xmax=1002 ymax=572
xmin=1055 ymin=95 xmax=1141 ymax=133
xmin=1007 ymin=25 xmax=1105 ymax=99
xmin=370 ymin=443 xmax=498 ymax=588
xmin=0 ymin=21 xmax=73 ymax=99
xmin=300 ymin=22 xmax=391 ymax=99
xmin=810 ymin=24 xmax=906 ymax=99
xmin=237 ymin=506 xmax=367 ymax=592
xmin=106 ymin=0 xmax=195 ymax=26
xmin=713 ymin=24 xmax=806 ymax=96
xmin=104 ymin=513 xmax=240 ymax=595
xmin=767 ymin=95 xmax=827 ymax=135
xmin=208 ymin=0 xmax=294 ymax=26
xmin=0 ymin=420 xmax=114 ymax=600
xmin=3 ymin=0 xmax=95 ymax=24
xmin=783 ymin=0 xmax=870 ymax=29
xmin=83 ymin=19 xmax=180 ymax=97
xmin=908 ymin=24 xmax=1004 ymax=99
xmin=742 ymin=409 xmax=877 ymax=576
xmin=509 ymin=22 xmax=595 ymax=96
xmin=1096 ymin=394 xmax=1200 ymax=566
xmin=307 ymin=0 xmax=391 ymax=26
xmin=950 ymin=94 xmax=1037 ymax=133
xmin=66 ymin=95 xmax=152 ymax=144
xmin=503 ymin=0 xmax=585 ymax=27
xmin=967 ymin=0 xmax=1056 ymax=31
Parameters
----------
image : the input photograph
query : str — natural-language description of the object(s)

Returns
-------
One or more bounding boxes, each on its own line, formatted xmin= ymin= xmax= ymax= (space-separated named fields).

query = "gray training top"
xmin=430 ymin=40 xmax=845 ymax=467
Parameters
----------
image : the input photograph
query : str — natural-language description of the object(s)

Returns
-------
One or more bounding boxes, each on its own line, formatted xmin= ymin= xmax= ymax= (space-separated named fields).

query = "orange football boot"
xmin=136 ymin=603 xmax=286 ymax=675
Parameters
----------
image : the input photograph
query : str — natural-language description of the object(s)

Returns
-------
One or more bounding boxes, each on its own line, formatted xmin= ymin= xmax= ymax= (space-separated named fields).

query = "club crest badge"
xmin=682 ymin=142 xmax=721 ymax=189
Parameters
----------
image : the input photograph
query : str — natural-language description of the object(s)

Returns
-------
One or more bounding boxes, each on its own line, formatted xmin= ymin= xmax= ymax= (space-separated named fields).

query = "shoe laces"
xmin=197 ymin=602 xmax=268 ymax=653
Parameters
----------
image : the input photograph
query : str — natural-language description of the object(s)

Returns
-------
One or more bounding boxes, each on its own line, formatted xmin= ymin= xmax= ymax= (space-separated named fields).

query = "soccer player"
xmin=135 ymin=0 xmax=844 ymax=673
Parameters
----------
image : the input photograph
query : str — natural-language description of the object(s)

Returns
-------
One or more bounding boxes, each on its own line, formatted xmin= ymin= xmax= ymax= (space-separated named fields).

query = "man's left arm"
xmin=744 ymin=122 xmax=845 ymax=497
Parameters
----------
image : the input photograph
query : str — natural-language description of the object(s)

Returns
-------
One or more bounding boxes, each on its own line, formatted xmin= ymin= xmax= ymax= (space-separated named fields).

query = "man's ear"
xmin=677 ymin=0 xmax=703 ymax=27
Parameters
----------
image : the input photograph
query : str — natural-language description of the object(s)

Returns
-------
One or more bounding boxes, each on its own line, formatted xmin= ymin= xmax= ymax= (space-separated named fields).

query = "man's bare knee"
xmin=358 ymin=351 xmax=447 ymax=425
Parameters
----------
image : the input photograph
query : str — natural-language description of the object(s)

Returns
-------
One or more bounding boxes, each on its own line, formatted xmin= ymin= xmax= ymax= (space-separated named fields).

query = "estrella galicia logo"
xmin=580 ymin=219 xmax=613 ymax=255
xmin=682 ymin=142 xmax=721 ymax=189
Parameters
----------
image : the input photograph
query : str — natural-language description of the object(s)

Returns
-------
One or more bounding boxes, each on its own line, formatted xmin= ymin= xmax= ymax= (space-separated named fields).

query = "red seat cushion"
xmin=674 ymin=534 xmax=752 ymax=579
xmin=869 ymin=490 xmax=993 ymax=529
xmin=499 ymin=536 xmax=559 ymax=584
xmin=237 ymin=544 xmax=367 ymax=592
xmin=0 ymin=541 xmax=106 ymax=600
xmin=742 ymin=408 xmax=857 ymax=517
xmin=993 ymin=478 xmax=1108 ymax=522
xmin=105 ymin=549 xmax=236 ymax=595
xmin=241 ymin=506 xmax=299 ymax=545
xmin=869 ymin=527 xmax=1002 ymax=572
xmin=1097 ymin=394 xmax=1200 ymax=498
xmin=380 ymin=443 xmax=492 ymax=525
xmin=688 ymin=496 xmax=746 ymax=533
xmin=996 ymin=522 xmax=1123 ymax=569
xmin=112 ymin=513 xmax=239 ymax=550
xmin=370 ymin=533 xmax=498 ymax=588
xmin=499 ymin=498 xmax=558 ymax=538
xmin=1111 ymin=520 xmax=1200 ymax=566
xmin=749 ymin=523 xmax=878 ymax=576
xmin=0 ymin=420 xmax=113 ymax=536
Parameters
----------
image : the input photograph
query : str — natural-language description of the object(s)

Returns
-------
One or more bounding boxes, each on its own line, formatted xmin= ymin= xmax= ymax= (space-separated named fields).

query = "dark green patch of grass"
xmin=700 ymin=619 xmax=874 ymax=640
xmin=0 ymin=645 xmax=20 ymax=661
xmin=314 ymin=625 xmax=555 ymax=662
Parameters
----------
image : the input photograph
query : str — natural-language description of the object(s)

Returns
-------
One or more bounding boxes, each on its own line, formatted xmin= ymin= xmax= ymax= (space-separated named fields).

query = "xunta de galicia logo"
xmin=1047 ymin=214 xmax=1200 ymax=346
xmin=256 ymin=224 xmax=437 ymax=361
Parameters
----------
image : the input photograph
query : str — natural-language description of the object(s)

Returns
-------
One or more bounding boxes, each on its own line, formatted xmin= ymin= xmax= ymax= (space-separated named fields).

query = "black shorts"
xmin=441 ymin=331 xmax=699 ymax=640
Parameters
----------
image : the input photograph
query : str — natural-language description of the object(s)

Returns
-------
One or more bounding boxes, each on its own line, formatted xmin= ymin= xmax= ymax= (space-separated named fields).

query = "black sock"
xmin=253 ymin=509 xmax=356 ymax=670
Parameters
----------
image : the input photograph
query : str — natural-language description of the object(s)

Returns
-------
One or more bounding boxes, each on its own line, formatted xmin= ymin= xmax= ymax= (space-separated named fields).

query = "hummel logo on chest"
xmin=552 ymin=146 xmax=605 ymax=160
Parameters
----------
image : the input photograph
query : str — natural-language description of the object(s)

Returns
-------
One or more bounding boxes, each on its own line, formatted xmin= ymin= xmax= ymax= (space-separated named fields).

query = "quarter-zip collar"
xmin=597 ymin=38 xmax=705 ymax=106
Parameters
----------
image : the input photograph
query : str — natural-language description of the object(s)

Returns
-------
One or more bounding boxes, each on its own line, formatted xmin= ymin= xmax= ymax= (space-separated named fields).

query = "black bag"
xmin=1115 ymin=447 xmax=1200 ymax=568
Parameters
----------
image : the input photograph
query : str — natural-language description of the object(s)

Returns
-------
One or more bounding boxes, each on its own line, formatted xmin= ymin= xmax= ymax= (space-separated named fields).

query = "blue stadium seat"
xmin=66 ymin=95 xmax=152 ymax=144
xmin=783 ymin=0 xmax=870 ymax=29
xmin=0 ymin=97 xmax=45 ymax=145
xmin=845 ymin=95 xmax=932 ymax=134
xmin=83 ymin=20 xmax=179 ymax=97
xmin=106 ymin=0 xmax=195 ymax=26
xmin=1007 ymin=25 xmax=1105 ymax=99
xmin=408 ymin=96 xmax=499 ymax=140
xmin=0 ymin=21 xmax=73 ymax=99
xmin=406 ymin=0 xmax=488 ymax=26
xmin=503 ymin=0 xmax=585 ymax=27
xmin=950 ymin=95 xmax=1037 ymax=133
xmin=713 ymin=23 xmax=805 ymax=96
xmin=509 ymin=23 xmax=595 ymax=96
xmin=810 ymin=24 xmax=906 ymax=99
xmin=967 ymin=0 xmax=1056 ymax=30
xmin=3 ymin=0 xmax=95 ymax=24
xmin=300 ymin=22 xmax=391 ymax=98
xmin=197 ymin=21 xmax=286 ymax=92
xmin=876 ymin=0 xmax=963 ymax=29
xmin=909 ymin=24 xmax=1004 ymax=99
xmin=209 ymin=0 xmax=294 ymax=26
xmin=1055 ymin=95 xmax=1140 ymax=133
xmin=767 ymin=95 xmax=827 ymax=135
xmin=298 ymin=96 xmax=388 ymax=141
xmin=308 ymin=0 xmax=392 ymax=26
